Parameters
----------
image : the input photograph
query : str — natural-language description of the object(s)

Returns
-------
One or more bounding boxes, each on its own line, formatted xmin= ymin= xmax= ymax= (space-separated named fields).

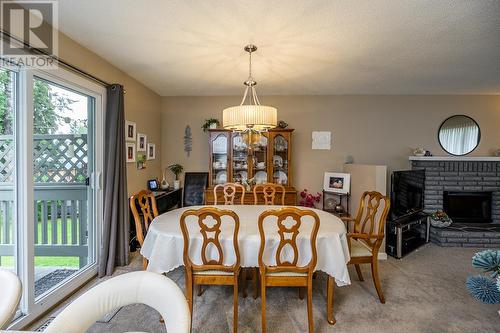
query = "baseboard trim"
xmin=378 ymin=252 xmax=387 ymax=260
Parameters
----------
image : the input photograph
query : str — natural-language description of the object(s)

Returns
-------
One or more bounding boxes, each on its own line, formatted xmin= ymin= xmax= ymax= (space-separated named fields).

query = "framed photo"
xmin=147 ymin=143 xmax=156 ymax=160
xmin=126 ymin=142 xmax=136 ymax=163
xmin=323 ymin=172 xmax=350 ymax=194
xmin=125 ymin=121 xmax=137 ymax=141
xmin=137 ymin=133 xmax=147 ymax=151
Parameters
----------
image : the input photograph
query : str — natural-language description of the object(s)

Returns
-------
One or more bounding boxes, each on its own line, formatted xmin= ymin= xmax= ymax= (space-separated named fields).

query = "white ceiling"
xmin=57 ymin=0 xmax=500 ymax=96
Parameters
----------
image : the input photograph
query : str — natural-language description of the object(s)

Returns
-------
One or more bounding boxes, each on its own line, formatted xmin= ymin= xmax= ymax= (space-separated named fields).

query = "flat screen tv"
xmin=390 ymin=169 xmax=425 ymax=220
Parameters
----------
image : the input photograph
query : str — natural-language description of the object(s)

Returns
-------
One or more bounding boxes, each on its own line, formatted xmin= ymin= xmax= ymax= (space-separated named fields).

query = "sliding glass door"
xmin=0 ymin=66 xmax=104 ymax=329
xmin=32 ymin=75 xmax=96 ymax=300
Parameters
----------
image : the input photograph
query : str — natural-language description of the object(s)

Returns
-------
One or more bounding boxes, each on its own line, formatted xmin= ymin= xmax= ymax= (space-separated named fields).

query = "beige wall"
xmin=161 ymin=95 xmax=500 ymax=194
xmin=57 ymin=33 xmax=162 ymax=195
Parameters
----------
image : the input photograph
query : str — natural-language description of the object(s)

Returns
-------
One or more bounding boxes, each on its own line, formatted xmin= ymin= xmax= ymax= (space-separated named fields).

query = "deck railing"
xmin=0 ymin=185 xmax=90 ymax=268
xmin=0 ymin=133 xmax=90 ymax=268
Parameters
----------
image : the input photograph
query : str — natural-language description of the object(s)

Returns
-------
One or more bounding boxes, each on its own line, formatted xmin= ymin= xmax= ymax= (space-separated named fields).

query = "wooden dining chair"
xmin=258 ymin=207 xmax=320 ymax=333
xmin=180 ymin=207 xmax=241 ymax=333
xmin=345 ymin=191 xmax=390 ymax=303
xmin=253 ymin=183 xmax=285 ymax=205
xmin=130 ymin=190 xmax=159 ymax=270
xmin=213 ymin=182 xmax=246 ymax=204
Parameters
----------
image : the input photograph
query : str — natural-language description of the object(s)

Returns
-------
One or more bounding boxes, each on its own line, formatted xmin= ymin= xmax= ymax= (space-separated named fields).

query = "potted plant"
xmin=168 ymin=163 xmax=184 ymax=189
xmin=202 ymin=118 xmax=220 ymax=132
xmin=299 ymin=189 xmax=321 ymax=208
xmin=136 ymin=154 xmax=147 ymax=170
xmin=430 ymin=210 xmax=452 ymax=228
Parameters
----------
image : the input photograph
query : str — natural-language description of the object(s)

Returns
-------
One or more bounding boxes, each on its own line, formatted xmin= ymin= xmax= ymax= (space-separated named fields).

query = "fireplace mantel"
xmin=409 ymin=156 xmax=500 ymax=162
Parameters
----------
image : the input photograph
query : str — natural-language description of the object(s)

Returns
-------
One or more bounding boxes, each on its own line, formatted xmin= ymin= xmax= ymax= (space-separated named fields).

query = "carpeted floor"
xmin=33 ymin=244 xmax=499 ymax=333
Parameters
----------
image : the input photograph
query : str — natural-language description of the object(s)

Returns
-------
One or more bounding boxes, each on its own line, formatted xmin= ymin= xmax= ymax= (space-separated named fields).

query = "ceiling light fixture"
xmin=223 ymin=44 xmax=277 ymax=132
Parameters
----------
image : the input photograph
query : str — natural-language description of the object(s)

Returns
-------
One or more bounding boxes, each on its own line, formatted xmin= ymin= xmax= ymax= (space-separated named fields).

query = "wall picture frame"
xmin=126 ymin=142 xmax=136 ymax=163
xmin=125 ymin=121 xmax=137 ymax=142
xmin=137 ymin=133 xmax=147 ymax=151
xmin=323 ymin=172 xmax=350 ymax=194
xmin=147 ymin=143 xmax=156 ymax=160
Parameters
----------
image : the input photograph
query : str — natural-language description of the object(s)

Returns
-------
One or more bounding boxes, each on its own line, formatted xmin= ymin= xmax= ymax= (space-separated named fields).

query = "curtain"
xmin=439 ymin=121 xmax=479 ymax=155
xmin=99 ymin=84 xmax=129 ymax=277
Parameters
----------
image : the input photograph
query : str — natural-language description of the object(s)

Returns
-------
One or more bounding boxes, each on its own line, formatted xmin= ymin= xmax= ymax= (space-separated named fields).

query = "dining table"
xmin=141 ymin=205 xmax=351 ymax=324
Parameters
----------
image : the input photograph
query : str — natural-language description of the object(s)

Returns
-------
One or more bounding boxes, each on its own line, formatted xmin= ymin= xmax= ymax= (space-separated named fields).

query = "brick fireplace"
xmin=410 ymin=156 xmax=500 ymax=248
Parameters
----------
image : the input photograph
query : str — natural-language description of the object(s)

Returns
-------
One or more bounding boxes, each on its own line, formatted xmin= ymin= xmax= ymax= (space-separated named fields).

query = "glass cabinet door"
xmin=211 ymin=133 xmax=228 ymax=185
xmin=271 ymin=134 xmax=289 ymax=186
xmin=232 ymin=133 xmax=248 ymax=183
xmin=252 ymin=133 xmax=268 ymax=184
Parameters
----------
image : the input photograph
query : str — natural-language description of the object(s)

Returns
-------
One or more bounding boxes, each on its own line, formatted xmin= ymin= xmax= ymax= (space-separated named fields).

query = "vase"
xmin=174 ymin=180 xmax=181 ymax=190
xmin=160 ymin=178 xmax=169 ymax=190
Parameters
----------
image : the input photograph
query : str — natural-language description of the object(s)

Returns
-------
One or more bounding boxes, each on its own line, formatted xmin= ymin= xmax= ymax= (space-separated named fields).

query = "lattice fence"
xmin=0 ymin=136 xmax=14 ymax=183
xmin=0 ymin=134 xmax=88 ymax=183
xmin=33 ymin=134 xmax=88 ymax=183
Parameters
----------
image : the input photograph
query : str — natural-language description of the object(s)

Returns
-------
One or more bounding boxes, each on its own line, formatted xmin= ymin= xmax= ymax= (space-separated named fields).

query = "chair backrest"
xmin=213 ymin=183 xmax=246 ymax=205
xmin=258 ymin=207 xmax=320 ymax=275
xmin=183 ymin=172 xmax=209 ymax=206
xmin=0 ymin=269 xmax=22 ymax=330
xmin=130 ymin=190 xmax=158 ymax=247
xmin=253 ymin=183 xmax=286 ymax=205
xmin=45 ymin=271 xmax=190 ymax=333
xmin=352 ymin=191 xmax=390 ymax=248
xmin=180 ymin=207 xmax=240 ymax=273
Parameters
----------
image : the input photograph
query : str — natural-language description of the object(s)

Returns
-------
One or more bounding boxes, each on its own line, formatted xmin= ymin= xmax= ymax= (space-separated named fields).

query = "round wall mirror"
xmin=438 ymin=115 xmax=480 ymax=155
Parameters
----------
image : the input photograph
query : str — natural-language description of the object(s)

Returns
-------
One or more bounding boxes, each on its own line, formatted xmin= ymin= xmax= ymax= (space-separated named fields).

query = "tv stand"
xmin=386 ymin=212 xmax=430 ymax=259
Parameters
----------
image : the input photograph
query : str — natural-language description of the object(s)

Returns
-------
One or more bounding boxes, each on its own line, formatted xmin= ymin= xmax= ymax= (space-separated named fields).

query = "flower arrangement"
xmin=430 ymin=210 xmax=452 ymax=228
xmin=299 ymin=189 xmax=321 ymax=208
xmin=466 ymin=250 xmax=500 ymax=304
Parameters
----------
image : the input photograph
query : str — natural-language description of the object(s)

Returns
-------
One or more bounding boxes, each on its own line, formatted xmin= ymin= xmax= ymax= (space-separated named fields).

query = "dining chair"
xmin=180 ymin=207 xmax=241 ymax=333
xmin=130 ymin=190 xmax=159 ymax=269
xmin=0 ymin=269 xmax=22 ymax=330
xmin=344 ymin=191 xmax=390 ymax=303
xmin=244 ymin=182 xmax=286 ymax=298
xmin=253 ymin=183 xmax=286 ymax=205
xmin=45 ymin=271 xmax=190 ymax=333
xmin=258 ymin=207 xmax=320 ymax=333
xmin=214 ymin=182 xmax=246 ymax=204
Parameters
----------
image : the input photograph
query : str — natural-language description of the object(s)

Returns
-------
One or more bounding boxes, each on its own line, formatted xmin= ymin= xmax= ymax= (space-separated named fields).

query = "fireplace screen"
xmin=443 ymin=191 xmax=492 ymax=224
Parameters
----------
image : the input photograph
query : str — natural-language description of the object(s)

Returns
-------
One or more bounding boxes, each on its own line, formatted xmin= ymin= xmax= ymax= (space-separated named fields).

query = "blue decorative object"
xmin=466 ymin=250 xmax=500 ymax=304
xmin=472 ymin=250 xmax=500 ymax=278
xmin=466 ymin=276 xmax=500 ymax=304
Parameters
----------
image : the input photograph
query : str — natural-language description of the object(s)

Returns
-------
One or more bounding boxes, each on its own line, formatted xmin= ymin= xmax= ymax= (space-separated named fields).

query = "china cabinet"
xmin=205 ymin=128 xmax=296 ymax=204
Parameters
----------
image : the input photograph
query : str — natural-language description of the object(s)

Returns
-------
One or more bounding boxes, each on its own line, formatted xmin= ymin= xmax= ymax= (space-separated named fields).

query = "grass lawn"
xmin=1 ymin=256 xmax=79 ymax=268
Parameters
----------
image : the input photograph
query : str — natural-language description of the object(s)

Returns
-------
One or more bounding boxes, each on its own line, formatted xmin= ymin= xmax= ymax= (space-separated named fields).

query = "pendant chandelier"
xmin=223 ymin=44 xmax=277 ymax=132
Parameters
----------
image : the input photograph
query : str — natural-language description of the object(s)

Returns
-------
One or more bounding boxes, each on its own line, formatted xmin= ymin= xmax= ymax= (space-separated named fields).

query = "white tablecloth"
xmin=141 ymin=205 xmax=351 ymax=286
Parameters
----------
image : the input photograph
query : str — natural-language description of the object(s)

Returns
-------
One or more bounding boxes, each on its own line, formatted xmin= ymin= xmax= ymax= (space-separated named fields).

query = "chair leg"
xmin=371 ymin=258 xmax=385 ymax=304
xmin=252 ymin=268 xmax=259 ymax=299
xmin=261 ymin=273 xmax=267 ymax=333
xmin=299 ymin=287 xmax=305 ymax=300
xmin=307 ymin=282 xmax=314 ymax=333
xmin=242 ymin=268 xmax=248 ymax=298
xmin=185 ymin=271 xmax=193 ymax=316
xmin=326 ymin=276 xmax=336 ymax=325
xmin=354 ymin=264 xmax=364 ymax=281
xmin=233 ymin=276 xmax=239 ymax=333
xmin=197 ymin=284 xmax=204 ymax=296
